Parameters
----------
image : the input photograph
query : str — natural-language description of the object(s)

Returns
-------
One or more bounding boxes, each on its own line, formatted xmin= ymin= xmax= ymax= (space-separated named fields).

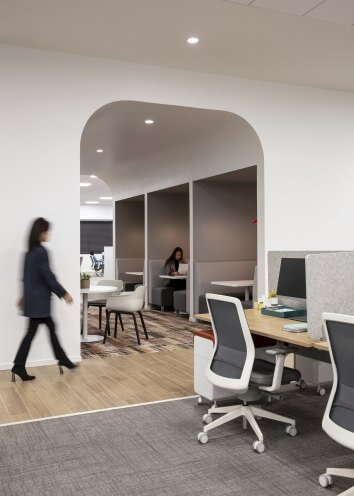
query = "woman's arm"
xmin=38 ymin=248 xmax=67 ymax=299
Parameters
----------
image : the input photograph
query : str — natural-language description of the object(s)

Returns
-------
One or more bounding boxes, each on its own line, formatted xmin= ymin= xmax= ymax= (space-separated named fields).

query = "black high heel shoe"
xmin=11 ymin=366 xmax=36 ymax=382
xmin=58 ymin=358 xmax=77 ymax=375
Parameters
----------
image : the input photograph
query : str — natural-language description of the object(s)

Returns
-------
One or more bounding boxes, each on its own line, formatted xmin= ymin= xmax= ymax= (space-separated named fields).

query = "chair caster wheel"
xmin=319 ymin=474 xmax=333 ymax=488
xmin=198 ymin=432 xmax=209 ymax=444
xmin=286 ymin=425 xmax=297 ymax=437
xmin=299 ymin=379 xmax=306 ymax=389
xmin=317 ymin=386 xmax=326 ymax=396
xmin=203 ymin=414 xmax=213 ymax=424
xmin=197 ymin=396 xmax=205 ymax=405
xmin=252 ymin=440 xmax=265 ymax=453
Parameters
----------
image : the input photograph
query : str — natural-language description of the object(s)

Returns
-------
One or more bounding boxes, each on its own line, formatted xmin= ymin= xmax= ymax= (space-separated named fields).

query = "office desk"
xmin=194 ymin=309 xmax=315 ymax=348
xmin=313 ymin=340 xmax=329 ymax=352
xmin=211 ymin=280 xmax=253 ymax=301
xmin=159 ymin=275 xmax=187 ymax=280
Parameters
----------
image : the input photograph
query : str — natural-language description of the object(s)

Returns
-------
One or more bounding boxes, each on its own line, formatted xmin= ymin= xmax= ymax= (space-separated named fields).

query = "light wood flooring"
xmin=0 ymin=349 xmax=194 ymax=425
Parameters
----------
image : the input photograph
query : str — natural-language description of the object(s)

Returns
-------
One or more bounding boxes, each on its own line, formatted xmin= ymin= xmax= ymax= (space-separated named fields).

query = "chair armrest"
xmin=265 ymin=346 xmax=298 ymax=356
xmin=265 ymin=348 xmax=287 ymax=356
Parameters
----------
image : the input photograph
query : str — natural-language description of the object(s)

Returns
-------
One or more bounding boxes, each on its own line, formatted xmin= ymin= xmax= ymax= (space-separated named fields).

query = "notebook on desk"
xmin=283 ymin=323 xmax=308 ymax=333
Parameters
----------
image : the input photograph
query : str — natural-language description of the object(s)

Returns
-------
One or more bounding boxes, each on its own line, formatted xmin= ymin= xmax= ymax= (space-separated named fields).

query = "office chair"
xmin=104 ymin=285 xmax=148 ymax=345
xmin=88 ymin=279 xmax=123 ymax=330
xmin=197 ymin=294 xmax=301 ymax=452
xmin=319 ymin=313 xmax=354 ymax=494
xmin=90 ymin=254 xmax=104 ymax=276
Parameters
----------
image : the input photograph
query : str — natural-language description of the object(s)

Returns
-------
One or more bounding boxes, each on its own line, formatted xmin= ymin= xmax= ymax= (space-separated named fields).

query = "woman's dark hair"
xmin=165 ymin=247 xmax=184 ymax=266
xmin=28 ymin=217 xmax=50 ymax=251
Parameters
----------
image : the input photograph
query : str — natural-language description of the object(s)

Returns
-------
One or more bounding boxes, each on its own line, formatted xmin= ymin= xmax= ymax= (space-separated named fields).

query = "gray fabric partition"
xmin=194 ymin=260 xmax=256 ymax=313
xmin=306 ymin=252 xmax=354 ymax=339
xmin=148 ymin=260 xmax=167 ymax=303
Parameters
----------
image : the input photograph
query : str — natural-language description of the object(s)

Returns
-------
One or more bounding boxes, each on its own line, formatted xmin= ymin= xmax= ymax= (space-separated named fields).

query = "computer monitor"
xmin=277 ymin=258 xmax=306 ymax=299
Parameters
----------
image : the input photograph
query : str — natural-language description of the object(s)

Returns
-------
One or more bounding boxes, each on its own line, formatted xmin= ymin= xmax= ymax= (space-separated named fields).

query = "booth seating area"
xmin=194 ymin=260 xmax=257 ymax=314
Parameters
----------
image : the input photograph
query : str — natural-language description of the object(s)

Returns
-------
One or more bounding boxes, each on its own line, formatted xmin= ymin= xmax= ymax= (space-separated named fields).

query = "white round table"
xmin=81 ymin=285 xmax=118 ymax=343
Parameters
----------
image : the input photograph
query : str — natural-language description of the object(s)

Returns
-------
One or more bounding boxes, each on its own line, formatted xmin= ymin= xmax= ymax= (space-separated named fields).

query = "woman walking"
xmin=12 ymin=217 xmax=76 ymax=381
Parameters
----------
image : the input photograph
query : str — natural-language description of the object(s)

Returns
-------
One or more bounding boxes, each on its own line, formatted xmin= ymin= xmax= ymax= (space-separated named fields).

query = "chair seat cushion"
xmin=250 ymin=359 xmax=301 ymax=386
xmin=151 ymin=287 xmax=175 ymax=307
xmin=330 ymin=406 xmax=354 ymax=433
xmin=88 ymin=299 xmax=106 ymax=306
xmin=173 ymin=290 xmax=186 ymax=312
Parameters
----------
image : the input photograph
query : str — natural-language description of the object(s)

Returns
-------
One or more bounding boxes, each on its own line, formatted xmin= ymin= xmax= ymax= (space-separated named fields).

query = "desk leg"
xmin=81 ymin=293 xmax=103 ymax=343
xmin=245 ymin=287 xmax=250 ymax=301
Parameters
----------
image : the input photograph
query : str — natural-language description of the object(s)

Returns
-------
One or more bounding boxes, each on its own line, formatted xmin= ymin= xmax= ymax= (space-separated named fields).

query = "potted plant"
xmin=80 ymin=272 xmax=91 ymax=289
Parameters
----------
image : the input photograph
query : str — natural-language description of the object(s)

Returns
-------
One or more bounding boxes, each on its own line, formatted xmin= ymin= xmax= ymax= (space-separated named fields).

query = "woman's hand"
xmin=17 ymin=296 xmax=24 ymax=310
xmin=63 ymin=293 xmax=74 ymax=304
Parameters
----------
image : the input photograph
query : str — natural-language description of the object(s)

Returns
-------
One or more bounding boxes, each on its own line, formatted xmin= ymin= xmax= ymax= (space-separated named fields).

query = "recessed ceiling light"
xmin=90 ymin=175 xmax=97 ymax=178
xmin=80 ymin=182 xmax=91 ymax=187
xmin=96 ymin=149 xmax=103 ymax=153
xmin=99 ymin=196 xmax=113 ymax=200
xmin=85 ymin=201 xmax=99 ymax=204
xmin=144 ymin=119 xmax=154 ymax=125
xmin=187 ymin=36 xmax=199 ymax=45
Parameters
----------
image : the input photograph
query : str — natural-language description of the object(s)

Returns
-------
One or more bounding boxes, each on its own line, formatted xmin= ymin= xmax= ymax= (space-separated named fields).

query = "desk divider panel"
xmin=306 ymin=252 xmax=354 ymax=340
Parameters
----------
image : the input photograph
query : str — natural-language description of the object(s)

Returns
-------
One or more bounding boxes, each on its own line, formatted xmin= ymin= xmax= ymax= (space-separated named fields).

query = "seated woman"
xmin=164 ymin=247 xmax=187 ymax=291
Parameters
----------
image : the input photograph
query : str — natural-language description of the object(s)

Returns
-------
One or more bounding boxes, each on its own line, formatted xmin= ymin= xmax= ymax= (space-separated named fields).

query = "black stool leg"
xmin=99 ymin=306 xmax=102 ymax=330
xmin=114 ymin=312 xmax=118 ymax=338
xmin=103 ymin=310 xmax=110 ymax=344
xmin=132 ymin=313 xmax=141 ymax=345
xmin=118 ymin=313 xmax=124 ymax=331
xmin=138 ymin=311 xmax=148 ymax=340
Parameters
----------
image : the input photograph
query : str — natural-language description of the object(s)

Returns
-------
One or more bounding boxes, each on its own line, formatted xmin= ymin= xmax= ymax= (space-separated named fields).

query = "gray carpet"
xmin=0 ymin=389 xmax=352 ymax=496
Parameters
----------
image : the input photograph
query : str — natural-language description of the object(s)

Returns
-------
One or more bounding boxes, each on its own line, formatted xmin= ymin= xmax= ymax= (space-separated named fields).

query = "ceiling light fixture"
xmin=145 ymin=119 xmax=154 ymax=124
xmin=90 ymin=175 xmax=97 ymax=178
xmin=100 ymin=197 xmax=113 ymax=200
xmin=80 ymin=182 xmax=91 ymax=187
xmin=85 ymin=201 xmax=100 ymax=204
xmin=96 ymin=149 xmax=103 ymax=153
xmin=187 ymin=36 xmax=199 ymax=45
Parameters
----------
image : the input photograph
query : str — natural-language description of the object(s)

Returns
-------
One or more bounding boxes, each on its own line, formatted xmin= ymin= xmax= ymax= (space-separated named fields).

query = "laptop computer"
xmin=178 ymin=263 xmax=188 ymax=275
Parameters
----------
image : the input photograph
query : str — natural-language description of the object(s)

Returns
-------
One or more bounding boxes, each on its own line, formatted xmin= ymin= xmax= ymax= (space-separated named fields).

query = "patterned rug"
xmin=81 ymin=308 xmax=210 ymax=359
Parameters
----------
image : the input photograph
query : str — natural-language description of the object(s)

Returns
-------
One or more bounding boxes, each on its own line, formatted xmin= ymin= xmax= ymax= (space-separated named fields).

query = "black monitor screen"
xmin=277 ymin=258 xmax=306 ymax=299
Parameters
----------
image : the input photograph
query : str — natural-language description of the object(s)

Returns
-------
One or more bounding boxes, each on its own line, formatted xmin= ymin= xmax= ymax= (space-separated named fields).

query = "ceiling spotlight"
xmin=85 ymin=201 xmax=99 ymax=204
xmin=90 ymin=175 xmax=97 ymax=178
xmin=80 ymin=182 xmax=91 ymax=187
xmin=96 ymin=149 xmax=103 ymax=153
xmin=187 ymin=36 xmax=199 ymax=45
xmin=144 ymin=119 xmax=154 ymax=124
xmin=100 ymin=197 xmax=113 ymax=200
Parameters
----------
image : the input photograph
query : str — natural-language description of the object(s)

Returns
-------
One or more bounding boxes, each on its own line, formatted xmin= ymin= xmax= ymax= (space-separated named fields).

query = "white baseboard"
xmin=0 ymin=355 xmax=82 ymax=371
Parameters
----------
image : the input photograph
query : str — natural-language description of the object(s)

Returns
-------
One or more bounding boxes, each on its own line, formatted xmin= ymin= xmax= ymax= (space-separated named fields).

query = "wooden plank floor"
xmin=0 ymin=349 xmax=194 ymax=425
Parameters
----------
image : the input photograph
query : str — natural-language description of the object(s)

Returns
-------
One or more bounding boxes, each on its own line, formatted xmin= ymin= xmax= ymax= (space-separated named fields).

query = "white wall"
xmin=1 ymin=43 xmax=353 ymax=369
xmin=80 ymin=204 xmax=113 ymax=220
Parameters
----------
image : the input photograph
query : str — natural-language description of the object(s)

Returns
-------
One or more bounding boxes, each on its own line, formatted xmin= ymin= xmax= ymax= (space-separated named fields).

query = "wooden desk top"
xmin=194 ymin=309 xmax=316 ymax=348
xmin=313 ymin=340 xmax=329 ymax=352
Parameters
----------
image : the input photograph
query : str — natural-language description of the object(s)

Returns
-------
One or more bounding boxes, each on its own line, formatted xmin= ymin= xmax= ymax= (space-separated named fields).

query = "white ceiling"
xmin=226 ymin=0 xmax=354 ymax=25
xmin=80 ymin=101 xmax=263 ymax=199
xmin=80 ymin=175 xmax=112 ymax=205
xmin=0 ymin=0 xmax=353 ymax=92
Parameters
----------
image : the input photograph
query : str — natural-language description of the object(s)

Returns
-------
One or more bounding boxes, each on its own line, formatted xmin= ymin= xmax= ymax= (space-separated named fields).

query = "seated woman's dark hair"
xmin=28 ymin=217 xmax=50 ymax=251
xmin=165 ymin=247 xmax=184 ymax=266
